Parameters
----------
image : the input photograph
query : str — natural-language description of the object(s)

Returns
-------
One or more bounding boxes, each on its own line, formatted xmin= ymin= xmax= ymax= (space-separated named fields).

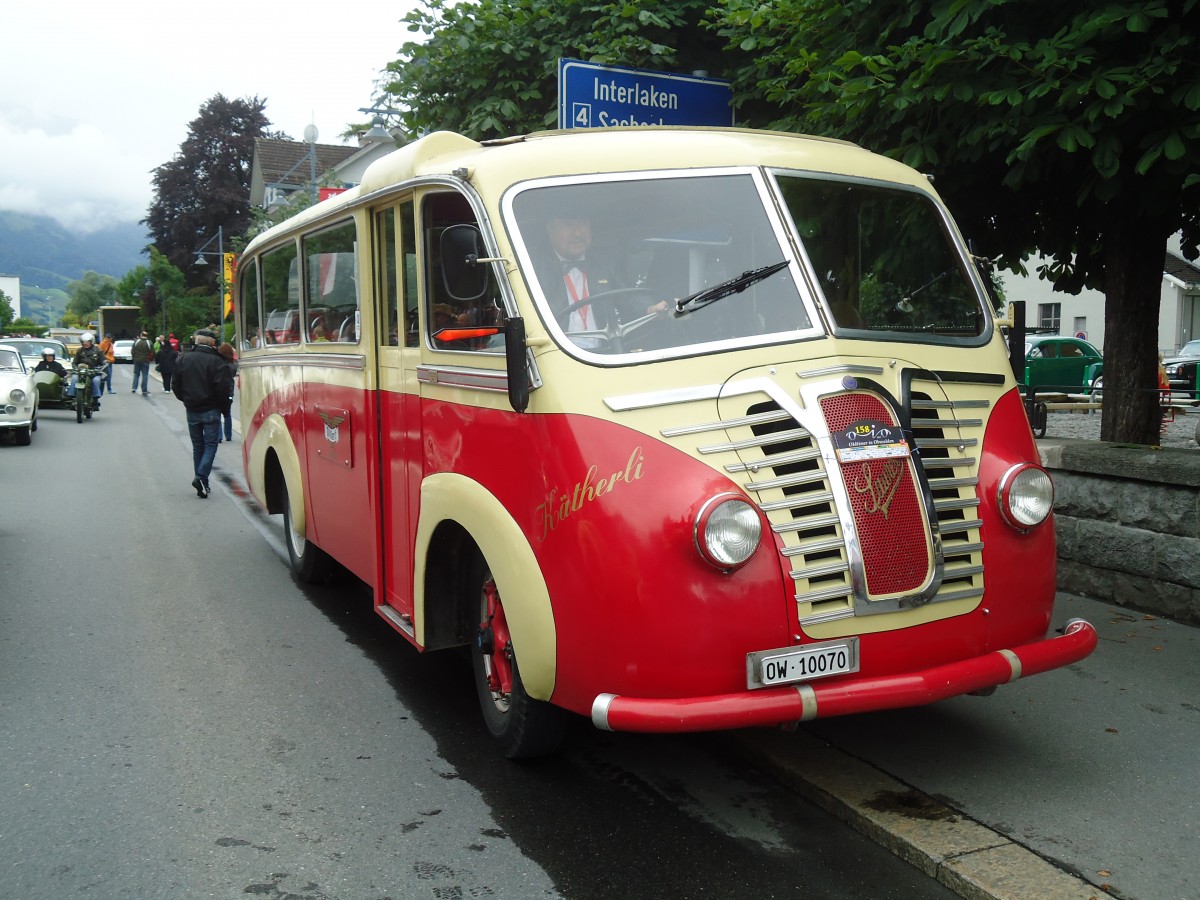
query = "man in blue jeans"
xmin=130 ymin=331 xmax=154 ymax=395
xmin=171 ymin=329 xmax=234 ymax=498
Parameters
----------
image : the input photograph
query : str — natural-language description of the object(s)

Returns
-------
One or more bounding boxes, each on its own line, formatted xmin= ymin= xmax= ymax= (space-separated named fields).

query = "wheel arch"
xmin=415 ymin=472 xmax=557 ymax=701
xmin=250 ymin=412 xmax=304 ymax=528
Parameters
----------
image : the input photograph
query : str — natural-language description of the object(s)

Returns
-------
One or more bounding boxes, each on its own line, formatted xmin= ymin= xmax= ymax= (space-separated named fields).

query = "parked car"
xmin=112 ymin=339 xmax=135 ymax=362
xmin=0 ymin=345 xmax=38 ymax=445
xmin=1163 ymin=338 xmax=1200 ymax=396
xmin=1023 ymin=334 xmax=1104 ymax=394
xmin=0 ymin=337 xmax=70 ymax=370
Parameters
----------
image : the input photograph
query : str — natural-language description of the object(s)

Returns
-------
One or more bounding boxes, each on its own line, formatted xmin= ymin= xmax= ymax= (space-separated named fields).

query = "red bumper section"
xmin=591 ymin=618 xmax=1097 ymax=733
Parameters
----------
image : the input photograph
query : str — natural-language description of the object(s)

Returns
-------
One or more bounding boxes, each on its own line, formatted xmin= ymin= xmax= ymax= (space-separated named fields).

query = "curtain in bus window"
xmin=261 ymin=242 xmax=300 ymax=345
xmin=303 ymin=219 xmax=360 ymax=343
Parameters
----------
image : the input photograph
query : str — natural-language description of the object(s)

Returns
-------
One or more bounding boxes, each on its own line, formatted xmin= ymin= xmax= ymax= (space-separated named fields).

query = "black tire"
xmin=75 ymin=393 xmax=83 ymax=423
xmin=470 ymin=558 xmax=565 ymax=759
xmin=14 ymin=425 xmax=31 ymax=446
xmin=30 ymin=410 xmax=37 ymax=433
xmin=283 ymin=484 xmax=336 ymax=583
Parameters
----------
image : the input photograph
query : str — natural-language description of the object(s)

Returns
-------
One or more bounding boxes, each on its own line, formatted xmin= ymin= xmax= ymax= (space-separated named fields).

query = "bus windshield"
xmin=508 ymin=170 xmax=987 ymax=360
xmin=509 ymin=172 xmax=814 ymax=359
xmin=775 ymin=172 xmax=986 ymax=338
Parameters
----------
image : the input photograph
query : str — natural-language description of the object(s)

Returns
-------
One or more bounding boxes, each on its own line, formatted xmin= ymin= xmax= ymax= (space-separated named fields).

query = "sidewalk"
xmin=729 ymin=592 xmax=1198 ymax=900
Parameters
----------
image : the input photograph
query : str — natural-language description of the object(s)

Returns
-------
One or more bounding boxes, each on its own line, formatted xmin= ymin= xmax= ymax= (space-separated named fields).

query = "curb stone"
xmin=723 ymin=728 xmax=1107 ymax=900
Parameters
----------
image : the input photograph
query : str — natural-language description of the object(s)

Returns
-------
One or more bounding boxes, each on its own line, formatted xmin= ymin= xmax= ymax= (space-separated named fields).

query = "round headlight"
xmin=997 ymin=464 xmax=1054 ymax=530
xmin=694 ymin=495 xmax=762 ymax=570
xmin=9 ymin=388 xmax=26 ymax=403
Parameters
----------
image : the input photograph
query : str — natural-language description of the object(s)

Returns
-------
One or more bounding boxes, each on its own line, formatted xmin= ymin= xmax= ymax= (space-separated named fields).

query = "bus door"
xmin=374 ymin=199 xmax=423 ymax=638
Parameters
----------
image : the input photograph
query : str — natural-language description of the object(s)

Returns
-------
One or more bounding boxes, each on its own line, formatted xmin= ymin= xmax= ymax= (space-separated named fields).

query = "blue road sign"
xmin=558 ymin=58 xmax=733 ymax=130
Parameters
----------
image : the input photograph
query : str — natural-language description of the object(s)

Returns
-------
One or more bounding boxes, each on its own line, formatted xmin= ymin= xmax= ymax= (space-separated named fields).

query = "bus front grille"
xmin=675 ymin=374 xmax=989 ymax=629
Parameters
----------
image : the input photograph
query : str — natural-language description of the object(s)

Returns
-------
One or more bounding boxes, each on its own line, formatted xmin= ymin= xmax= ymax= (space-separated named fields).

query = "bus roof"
xmin=243 ymin=127 xmax=935 ymax=254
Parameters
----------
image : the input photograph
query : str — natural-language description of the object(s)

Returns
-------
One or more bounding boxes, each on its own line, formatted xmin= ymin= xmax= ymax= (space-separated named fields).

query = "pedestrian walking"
xmin=216 ymin=342 xmax=238 ymax=442
xmin=156 ymin=339 xmax=179 ymax=393
xmin=130 ymin=331 xmax=154 ymax=395
xmin=171 ymin=329 xmax=234 ymax=499
xmin=98 ymin=332 xmax=116 ymax=394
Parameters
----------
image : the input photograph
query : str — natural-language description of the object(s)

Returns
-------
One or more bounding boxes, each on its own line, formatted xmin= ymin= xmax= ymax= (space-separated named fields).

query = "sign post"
xmin=558 ymin=58 xmax=733 ymax=130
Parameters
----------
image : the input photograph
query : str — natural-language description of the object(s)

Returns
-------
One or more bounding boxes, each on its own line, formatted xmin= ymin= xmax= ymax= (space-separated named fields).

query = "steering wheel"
xmin=558 ymin=288 xmax=663 ymax=348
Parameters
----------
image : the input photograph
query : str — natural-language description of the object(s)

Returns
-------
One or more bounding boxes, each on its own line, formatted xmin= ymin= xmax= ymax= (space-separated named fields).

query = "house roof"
xmin=1164 ymin=249 xmax=1200 ymax=286
xmin=253 ymin=138 xmax=360 ymax=187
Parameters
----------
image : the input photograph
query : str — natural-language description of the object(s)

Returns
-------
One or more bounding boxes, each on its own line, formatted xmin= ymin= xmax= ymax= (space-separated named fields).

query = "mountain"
xmin=0 ymin=211 xmax=149 ymax=324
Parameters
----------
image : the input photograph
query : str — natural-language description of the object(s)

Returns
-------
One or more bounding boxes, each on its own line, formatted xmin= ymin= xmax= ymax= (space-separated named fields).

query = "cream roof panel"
xmin=357 ymin=127 xmax=935 ymax=199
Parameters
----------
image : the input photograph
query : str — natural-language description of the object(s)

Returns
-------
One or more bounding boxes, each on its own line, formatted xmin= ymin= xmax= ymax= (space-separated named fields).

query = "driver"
xmin=535 ymin=215 xmax=666 ymax=349
xmin=34 ymin=347 xmax=67 ymax=377
xmin=66 ymin=332 xmax=106 ymax=408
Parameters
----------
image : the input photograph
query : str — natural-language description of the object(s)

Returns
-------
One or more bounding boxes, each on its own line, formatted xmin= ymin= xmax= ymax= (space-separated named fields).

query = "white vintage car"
xmin=0 ymin=345 xmax=38 ymax=445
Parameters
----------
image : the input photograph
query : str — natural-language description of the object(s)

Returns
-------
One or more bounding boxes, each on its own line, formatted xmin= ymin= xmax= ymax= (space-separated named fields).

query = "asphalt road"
xmin=0 ymin=366 xmax=956 ymax=900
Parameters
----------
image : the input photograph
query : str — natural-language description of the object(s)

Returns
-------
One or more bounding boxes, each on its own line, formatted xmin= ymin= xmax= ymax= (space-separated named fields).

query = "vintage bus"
xmin=235 ymin=127 xmax=1097 ymax=757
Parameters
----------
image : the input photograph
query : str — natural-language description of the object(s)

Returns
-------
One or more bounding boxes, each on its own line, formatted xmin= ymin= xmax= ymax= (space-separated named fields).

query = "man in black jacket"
xmin=172 ymin=329 xmax=234 ymax=498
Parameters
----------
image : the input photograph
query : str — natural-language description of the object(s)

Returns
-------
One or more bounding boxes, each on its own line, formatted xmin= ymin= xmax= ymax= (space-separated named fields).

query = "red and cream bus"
xmin=235 ymin=127 xmax=1096 ymax=757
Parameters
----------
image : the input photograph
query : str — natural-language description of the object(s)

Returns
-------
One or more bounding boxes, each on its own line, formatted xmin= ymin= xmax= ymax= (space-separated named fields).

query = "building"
xmin=0 ymin=273 xmax=20 ymax=320
xmin=999 ymin=237 xmax=1200 ymax=355
xmin=249 ymin=126 xmax=400 ymax=212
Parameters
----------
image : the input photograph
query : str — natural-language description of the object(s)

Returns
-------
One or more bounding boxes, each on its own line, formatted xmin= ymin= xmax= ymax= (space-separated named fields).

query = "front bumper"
xmin=591 ymin=618 xmax=1097 ymax=733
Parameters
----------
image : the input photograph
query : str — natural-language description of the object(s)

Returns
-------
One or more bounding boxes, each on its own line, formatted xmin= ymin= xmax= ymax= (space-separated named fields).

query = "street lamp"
xmin=193 ymin=226 xmax=227 ymax=340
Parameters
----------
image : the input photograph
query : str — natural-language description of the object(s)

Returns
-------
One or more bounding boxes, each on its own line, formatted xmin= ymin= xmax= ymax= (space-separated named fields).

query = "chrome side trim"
xmin=795 ymin=364 xmax=885 ymax=379
xmin=239 ymin=352 xmax=367 ymax=371
xmin=417 ymin=364 xmax=509 ymax=393
xmin=605 ymin=383 xmax=724 ymax=412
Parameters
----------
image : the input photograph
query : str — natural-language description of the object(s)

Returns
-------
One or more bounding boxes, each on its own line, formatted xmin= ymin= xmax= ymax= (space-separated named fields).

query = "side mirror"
xmin=440 ymin=224 xmax=490 ymax=302
xmin=505 ymin=317 xmax=529 ymax=413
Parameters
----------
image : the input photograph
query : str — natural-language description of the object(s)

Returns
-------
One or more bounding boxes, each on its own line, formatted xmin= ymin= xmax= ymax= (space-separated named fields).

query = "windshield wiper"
xmin=673 ymin=260 xmax=790 ymax=317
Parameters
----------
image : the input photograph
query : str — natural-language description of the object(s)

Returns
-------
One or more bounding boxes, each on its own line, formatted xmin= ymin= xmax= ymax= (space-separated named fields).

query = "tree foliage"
xmin=65 ymin=271 xmax=119 ymax=324
xmin=377 ymin=0 xmax=730 ymax=138
xmin=0 ymin=290 xmax=13 ymax=330
xmin=144 ymin=95 xmax=276 ymax=289
xmin=711 ymin=0 xmax=1200 ymax=444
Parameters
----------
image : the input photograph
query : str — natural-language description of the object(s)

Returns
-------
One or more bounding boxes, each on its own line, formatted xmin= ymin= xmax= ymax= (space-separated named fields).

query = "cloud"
xmin=0 ymin=0 xmax=417 ymax=235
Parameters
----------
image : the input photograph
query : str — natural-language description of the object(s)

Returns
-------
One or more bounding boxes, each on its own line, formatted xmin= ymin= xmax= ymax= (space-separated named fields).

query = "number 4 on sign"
xmin=573 ymin=103 xmax=591 ymax=127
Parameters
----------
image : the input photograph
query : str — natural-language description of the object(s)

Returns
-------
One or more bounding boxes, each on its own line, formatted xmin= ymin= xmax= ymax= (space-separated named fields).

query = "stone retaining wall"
xmin=1036 ymin=439 xmax=1200 ymax=625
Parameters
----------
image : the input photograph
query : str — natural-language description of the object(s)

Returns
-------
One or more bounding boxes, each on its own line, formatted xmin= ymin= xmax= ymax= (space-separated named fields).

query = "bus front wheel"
xmin=283 ymin=486 xmax=336 ymax=583
xmin=471 ymin=563 xmax=565 ymax=759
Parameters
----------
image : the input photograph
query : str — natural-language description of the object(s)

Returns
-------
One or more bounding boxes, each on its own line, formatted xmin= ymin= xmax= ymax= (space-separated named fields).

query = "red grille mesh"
xmin=820 ymin=393 xmax=930 ymax=596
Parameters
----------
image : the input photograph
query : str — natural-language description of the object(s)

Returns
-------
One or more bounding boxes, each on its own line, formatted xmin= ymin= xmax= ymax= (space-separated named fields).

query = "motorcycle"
xmin=67 ymin=364 xmax=104 ymax=423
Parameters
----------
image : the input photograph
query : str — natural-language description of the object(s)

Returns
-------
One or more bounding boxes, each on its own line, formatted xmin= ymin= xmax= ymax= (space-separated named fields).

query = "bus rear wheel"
xmin=283 ymin=485 xmax=335 ymax=583
xmin=471 ymin=563 xmax=565 ymax=759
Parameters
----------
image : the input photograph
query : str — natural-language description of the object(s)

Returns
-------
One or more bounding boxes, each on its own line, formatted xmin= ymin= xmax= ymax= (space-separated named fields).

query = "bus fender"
xmin=249 ymin=412 xmax=305 ymax=533
xmin=414 ymin=472 xmax=556 ymax=700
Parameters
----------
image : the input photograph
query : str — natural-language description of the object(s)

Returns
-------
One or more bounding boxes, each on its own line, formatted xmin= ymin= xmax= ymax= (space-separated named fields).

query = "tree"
xmin=144 ymin=95 xmax=276 ymax=289
xmin=378 ymin=0 xmax=730 ymax=138
xmin=0 ymin=289 xmax=13 ymax=331
xmin=712 ymin=0 xmax=1200 ymax=445
xmin=65 ymin=271 xmax=119 ymax=326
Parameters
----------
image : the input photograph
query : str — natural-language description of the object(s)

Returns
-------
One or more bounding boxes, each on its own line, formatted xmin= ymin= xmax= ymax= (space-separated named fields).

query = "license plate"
xmin=747 ymin=637 xmax=859 ymax=689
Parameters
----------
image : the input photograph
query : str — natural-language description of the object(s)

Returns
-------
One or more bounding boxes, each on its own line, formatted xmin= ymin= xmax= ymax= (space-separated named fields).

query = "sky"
xmin=0 ymin=0 xmax=422 ymax=234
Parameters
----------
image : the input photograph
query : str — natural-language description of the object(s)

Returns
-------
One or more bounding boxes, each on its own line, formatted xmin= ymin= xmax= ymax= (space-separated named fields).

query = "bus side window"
xmin=303 ymin=219 xmax=359 ymax=344
xmin=262 ymin=242 xmax=300 ymax=344
xmin=400 ymin=200 xmax=419 ymax=348
xmin=239 ymin=257 xmax=261 ymax=350
xmin=422 ymin=192 xmax=499 ymax=351
xmin=375 ymin=207 xmax=400 ymax=345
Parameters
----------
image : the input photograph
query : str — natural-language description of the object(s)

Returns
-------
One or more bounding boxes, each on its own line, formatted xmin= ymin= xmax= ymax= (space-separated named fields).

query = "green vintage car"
xmin=1023 ymin=334 xmax=1104 ymax=394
